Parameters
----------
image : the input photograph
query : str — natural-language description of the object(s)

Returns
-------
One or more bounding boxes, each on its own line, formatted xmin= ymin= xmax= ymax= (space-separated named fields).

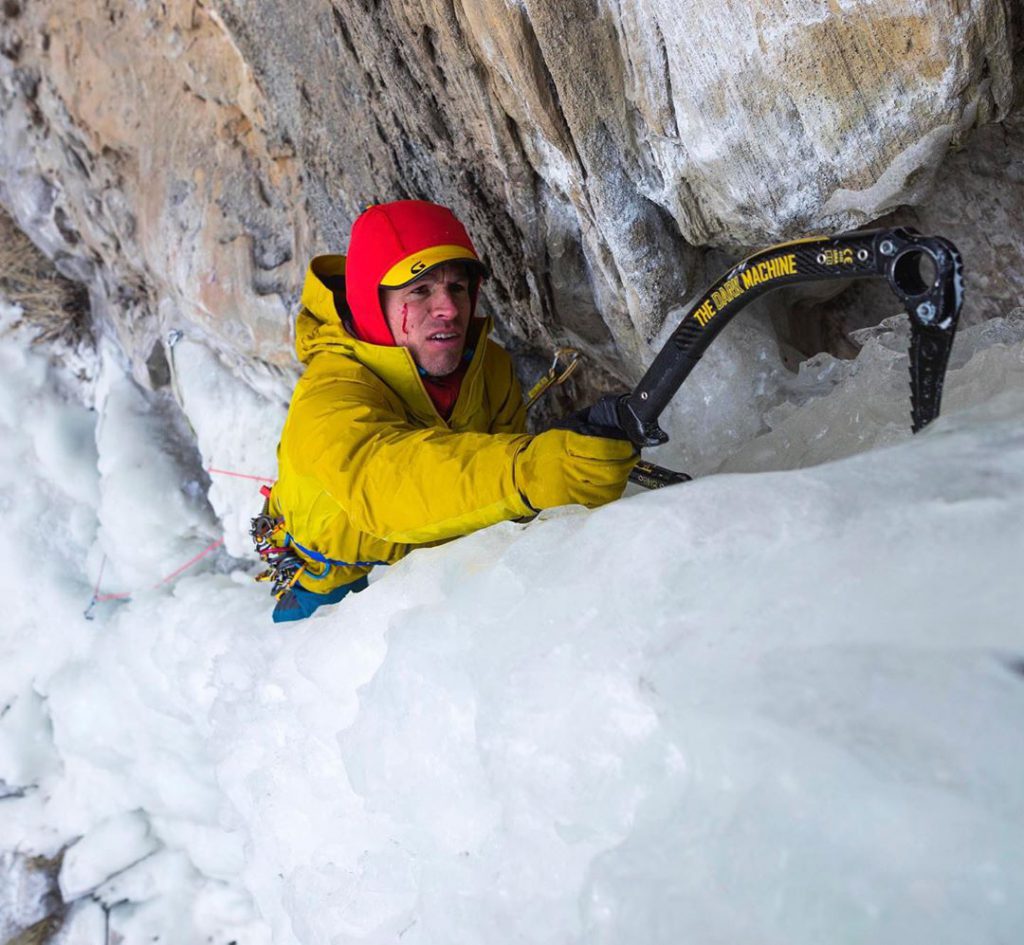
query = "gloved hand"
xmin=514 ymin=395 xmax=638 ymax=511
xmin=551 ymin=393 xmax=631 ymax=440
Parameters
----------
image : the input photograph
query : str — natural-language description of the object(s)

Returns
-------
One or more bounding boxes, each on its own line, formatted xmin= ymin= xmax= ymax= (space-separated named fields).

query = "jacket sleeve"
xmin=282 ymin=374 xmax=535 ymax=545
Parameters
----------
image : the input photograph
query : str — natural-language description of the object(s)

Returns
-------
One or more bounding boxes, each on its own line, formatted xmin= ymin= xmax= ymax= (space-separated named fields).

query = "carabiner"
xmin=525 ymin=347 xmax=582 ymax=409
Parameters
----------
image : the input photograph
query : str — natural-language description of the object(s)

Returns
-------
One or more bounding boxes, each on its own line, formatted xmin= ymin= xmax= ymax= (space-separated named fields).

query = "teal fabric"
xmin=272 ymin=575 xmax=370 ymax=624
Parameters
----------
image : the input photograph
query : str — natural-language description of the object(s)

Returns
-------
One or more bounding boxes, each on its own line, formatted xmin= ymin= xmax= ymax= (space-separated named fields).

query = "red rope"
xmin=207 ymin=467 xmax=275 ymax=483
xmin=94 ymin=589 xmax=132 ymax=603
xmin=153 ymin=538 xmax=224 ymax=587
xmin=86 ymin=465 xmax=271 ymax=614
xmin=89 ymin=538 xmax=225 ymax=607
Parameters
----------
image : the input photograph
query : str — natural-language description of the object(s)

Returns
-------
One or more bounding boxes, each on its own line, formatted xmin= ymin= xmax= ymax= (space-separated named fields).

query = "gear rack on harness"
xmin=250 ymin=485 xmax=306 ymax=598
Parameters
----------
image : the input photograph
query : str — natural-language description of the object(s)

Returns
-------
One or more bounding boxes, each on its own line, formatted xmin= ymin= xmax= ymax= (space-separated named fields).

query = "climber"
xmin=263 ymin=199 xmax=637 ymax=622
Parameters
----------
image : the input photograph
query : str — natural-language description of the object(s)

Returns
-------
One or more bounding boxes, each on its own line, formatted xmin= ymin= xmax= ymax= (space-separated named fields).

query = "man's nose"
xmin=431 ymin=288 xmax=460 ymax=319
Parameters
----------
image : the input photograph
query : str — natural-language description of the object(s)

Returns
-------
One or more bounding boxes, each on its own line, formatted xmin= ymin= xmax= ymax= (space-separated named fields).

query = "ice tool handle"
xmin=617 ymin=227 xmax=965 ymax=448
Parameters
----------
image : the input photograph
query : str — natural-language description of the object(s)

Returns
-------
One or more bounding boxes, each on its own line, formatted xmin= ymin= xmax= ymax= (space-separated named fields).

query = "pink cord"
xmin=86 ymin=465 xmax=271 ymax=614
xmin=89 ymin=538 xmax=225 ymax=606
xmin=207 ymin=467 xmax=275 ymax=483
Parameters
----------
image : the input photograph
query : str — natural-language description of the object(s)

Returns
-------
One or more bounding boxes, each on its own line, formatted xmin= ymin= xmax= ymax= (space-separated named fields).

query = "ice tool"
xmin=614 ymin=227 xmax=964 ymax=486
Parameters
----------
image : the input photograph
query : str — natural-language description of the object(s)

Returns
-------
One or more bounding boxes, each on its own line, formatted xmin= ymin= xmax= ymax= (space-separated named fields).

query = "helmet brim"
xmin=379 ymin=244 xmax=489 ymax=288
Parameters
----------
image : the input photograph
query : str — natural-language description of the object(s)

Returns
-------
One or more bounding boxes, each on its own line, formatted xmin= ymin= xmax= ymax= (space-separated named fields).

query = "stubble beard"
xmin=418 ymin=343 xmax=465 ymax=378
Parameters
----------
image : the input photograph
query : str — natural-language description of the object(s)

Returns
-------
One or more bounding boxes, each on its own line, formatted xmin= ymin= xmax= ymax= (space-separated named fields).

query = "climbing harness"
xmin=248 ymin=484 xmax=386 ymax=601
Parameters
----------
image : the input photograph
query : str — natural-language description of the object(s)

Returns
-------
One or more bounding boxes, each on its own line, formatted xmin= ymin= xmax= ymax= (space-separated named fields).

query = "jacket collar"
xmin=297 ymin=254 xmax=492 ymax=424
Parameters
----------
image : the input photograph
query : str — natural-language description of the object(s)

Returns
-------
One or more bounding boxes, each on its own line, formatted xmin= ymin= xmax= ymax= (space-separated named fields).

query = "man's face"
xmin=381 ymin=263 xmax=472 ymax=377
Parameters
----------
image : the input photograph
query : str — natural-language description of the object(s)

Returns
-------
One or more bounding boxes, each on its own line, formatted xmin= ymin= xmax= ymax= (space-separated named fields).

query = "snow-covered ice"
xmin=1 ymin=296 xmax=1023 ymax=944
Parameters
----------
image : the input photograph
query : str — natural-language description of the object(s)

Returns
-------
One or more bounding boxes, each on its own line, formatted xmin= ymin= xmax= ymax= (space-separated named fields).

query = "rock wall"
xmin=0 ymin=0 xmax=1021 ymax=394
xmin=0 ymin=0 xmax=306 ymax=386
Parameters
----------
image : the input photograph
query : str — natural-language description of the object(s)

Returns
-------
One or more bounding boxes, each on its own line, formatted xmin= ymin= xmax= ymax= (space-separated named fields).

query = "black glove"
xmin=551 ymin=393 xmax=631 ymax=441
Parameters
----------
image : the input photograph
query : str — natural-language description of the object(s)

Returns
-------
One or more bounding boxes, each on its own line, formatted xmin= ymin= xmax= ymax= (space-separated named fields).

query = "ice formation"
xmin=1 ymin=297 xmax=1022 ymax=944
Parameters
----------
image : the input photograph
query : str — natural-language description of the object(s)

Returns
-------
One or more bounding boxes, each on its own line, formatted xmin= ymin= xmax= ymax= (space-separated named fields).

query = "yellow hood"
xmin=295 ymin=253 xmax=493 ymax=426
xmin=295 ymin=255 xmax=354 ymax=365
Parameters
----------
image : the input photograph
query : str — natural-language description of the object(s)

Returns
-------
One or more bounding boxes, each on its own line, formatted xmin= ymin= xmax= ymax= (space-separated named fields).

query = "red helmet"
xmin=345 ymin=200 xmax=487 ymax=346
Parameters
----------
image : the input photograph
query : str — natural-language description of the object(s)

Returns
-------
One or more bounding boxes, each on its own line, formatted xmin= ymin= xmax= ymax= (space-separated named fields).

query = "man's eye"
xmin=410 ymin=285 xmax=430 ymax=297
xmin=448 ymin=282 xmax=467 ymax=293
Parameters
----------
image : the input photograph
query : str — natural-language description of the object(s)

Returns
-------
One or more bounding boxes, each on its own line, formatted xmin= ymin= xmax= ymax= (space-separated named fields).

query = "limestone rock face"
xmin=0 ymin=0 xmax=307 ymax=383
xmin=0 ymin=0 xmax=1021 ymax=391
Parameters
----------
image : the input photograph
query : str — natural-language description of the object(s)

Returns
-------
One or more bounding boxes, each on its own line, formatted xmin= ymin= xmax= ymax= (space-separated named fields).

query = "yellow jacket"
xmin=270 ymin=256 xmax=533 ymax=593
